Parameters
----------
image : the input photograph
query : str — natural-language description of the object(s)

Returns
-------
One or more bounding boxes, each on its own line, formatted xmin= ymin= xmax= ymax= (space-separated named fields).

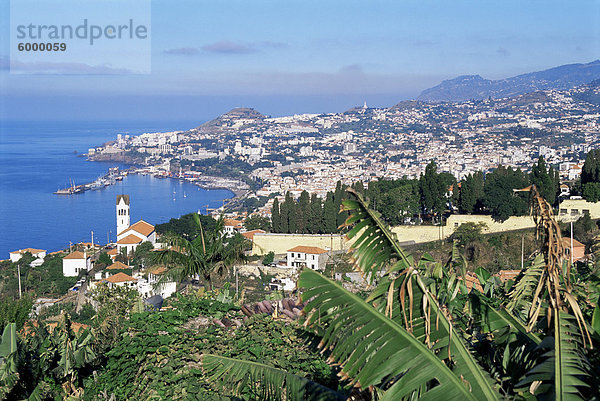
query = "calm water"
xmin=0 ymin=120 xmax=233 ymax=257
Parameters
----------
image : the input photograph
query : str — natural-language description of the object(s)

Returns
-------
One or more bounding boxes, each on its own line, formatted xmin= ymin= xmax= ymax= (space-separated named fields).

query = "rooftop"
xmin=287 ymin=245 xmax=328 ymax=254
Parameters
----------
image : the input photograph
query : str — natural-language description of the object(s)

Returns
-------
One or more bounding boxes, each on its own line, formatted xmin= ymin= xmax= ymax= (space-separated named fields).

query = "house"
xmin=107 ymin=261 xmax=129 ymax=270
xmin=224 ymin=218 xmax=243 ymax=237
xmin=559 ymin=184 xmax=570 ymax=197
xmin=10 ymin=248 xmax=46 ymax=263
xmin=286 ymin=246 xmax=328 ymax=271
xmin=62 ymin=251 xmax=91 ymax=277
xmin=102 ymin=272 xmax=138 ymax=288
xmin=137 ymin=266 xmax=177 ymax=299
xmin=106 ymin=248 xmax=118 ymax=261
xmin=561 ymin=237 xmax=586 ymax=263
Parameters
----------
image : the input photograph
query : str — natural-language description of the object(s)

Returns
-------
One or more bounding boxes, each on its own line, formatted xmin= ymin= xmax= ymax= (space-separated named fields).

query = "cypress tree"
xmin=323 ymin=192 xmax=337 ymax=233
xmin=279 ymin=193 xmax=289 ymax=233
xmin=309 ymin=193 xmax=323 ymax=233
xmin=271 ymin=197 xmax=280 ymax=232
xmin=285 ymin=192 xmax=297 ymax=233
xmin=297 ymin=190 xmax=310 ymax=234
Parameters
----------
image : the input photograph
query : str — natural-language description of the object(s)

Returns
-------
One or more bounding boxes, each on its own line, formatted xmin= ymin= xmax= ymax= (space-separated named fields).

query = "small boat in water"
xmin=54 ymin=179 xmax=82 ymax=195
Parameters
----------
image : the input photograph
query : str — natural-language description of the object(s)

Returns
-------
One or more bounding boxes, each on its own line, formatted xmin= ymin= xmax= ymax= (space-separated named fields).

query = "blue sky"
xmin=1 ymin=0 xmax=599 ymax=122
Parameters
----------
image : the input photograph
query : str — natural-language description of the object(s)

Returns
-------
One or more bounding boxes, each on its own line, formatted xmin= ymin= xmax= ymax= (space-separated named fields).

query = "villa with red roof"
xmin=10 ymin=248 xmax=46 ymax=263
xmin=286 ymin=245 xmax=329 ymax=271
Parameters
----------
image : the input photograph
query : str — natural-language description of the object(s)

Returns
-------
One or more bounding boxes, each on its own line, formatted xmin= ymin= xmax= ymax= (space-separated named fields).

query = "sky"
xmin=0 ymin=0 xmax=599 ymax=122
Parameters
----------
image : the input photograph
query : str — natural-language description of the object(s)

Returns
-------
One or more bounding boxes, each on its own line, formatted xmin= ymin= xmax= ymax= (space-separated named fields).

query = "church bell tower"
xmin=116 ymin=194 xmax=130 ymax=235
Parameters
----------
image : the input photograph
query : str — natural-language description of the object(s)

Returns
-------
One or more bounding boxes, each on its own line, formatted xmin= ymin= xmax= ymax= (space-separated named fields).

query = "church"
xmin=115 ymin=195 xmax=157 ymax=254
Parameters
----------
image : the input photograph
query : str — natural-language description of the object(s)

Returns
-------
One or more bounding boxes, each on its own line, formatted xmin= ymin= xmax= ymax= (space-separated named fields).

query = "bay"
xmin=0 ymin=120 xmax=233 ymax=258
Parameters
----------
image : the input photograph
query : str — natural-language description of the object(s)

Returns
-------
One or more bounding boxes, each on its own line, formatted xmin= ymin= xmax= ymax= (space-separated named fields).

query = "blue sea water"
xmin=0 ymin=120 xmax=233 ymax=258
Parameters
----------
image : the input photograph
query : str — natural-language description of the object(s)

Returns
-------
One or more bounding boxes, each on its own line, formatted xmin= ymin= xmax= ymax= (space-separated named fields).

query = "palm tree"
xmin=154 ymin=214 xmax=246 ymax=290
xmin=201 ymin=188 xmax=599 ymax=400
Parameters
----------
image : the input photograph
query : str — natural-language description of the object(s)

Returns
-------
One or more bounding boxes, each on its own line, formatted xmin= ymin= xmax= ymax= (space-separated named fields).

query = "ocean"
xmin=0 ymin=120 xmax=233 ymax=258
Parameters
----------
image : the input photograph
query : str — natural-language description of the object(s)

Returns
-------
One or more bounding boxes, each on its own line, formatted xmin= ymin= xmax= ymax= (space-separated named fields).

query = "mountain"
xmin=197 ymin=107 xmax=266 ymax=132
xmin=418 ymin=60 xmax=600 ymax=102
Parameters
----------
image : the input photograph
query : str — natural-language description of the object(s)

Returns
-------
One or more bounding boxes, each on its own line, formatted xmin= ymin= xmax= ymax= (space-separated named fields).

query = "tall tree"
xmin=530 ymin=156 xmax=558 ymax=205
xmin=581 ymin=149 xmax=600 ymax=202
xmin=309 ymin=193 xmax=323 ymax=233
xmin=322 ymin=192 xmax=337 ymax=233
xmin=419 ymin=161 xmax=447 ymax=220
xmin=279 ymin=195 xmax=289 ymax=233
xmin=285 ymin=192 xmax=297 ymax=233
xmin=270 ymin=198 xmax=280 ymax=232
xmin=296 ymin=191 xmax=310 ymax=234
xmin=483 ymin=165 xmax=530 ymax=221
xmin=459 ymin=171 xmax=484 ymax=214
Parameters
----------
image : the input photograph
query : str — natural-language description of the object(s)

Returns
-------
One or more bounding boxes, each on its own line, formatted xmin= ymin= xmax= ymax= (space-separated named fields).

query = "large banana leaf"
xmin=470 ymin=293 xmax=541 ymax=346
xmin=202 ymin=354 xmax=345 ymax=401
xmin=517 ymin=311 xmax=590 ymax=400
xmin=341 ymin=190 xmax=501 ymax=401
xmin=0 ymin=323 xmax=17 ymax=358
xmin=299 ymin=269 xmax=498 ymax=401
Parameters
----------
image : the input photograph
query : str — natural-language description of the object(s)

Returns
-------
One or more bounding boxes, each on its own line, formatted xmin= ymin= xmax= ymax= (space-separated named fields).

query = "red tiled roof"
xmin=104 ymin=272 xmax=137 ymax=283
xmin=117 ymin=234 xmax=143 ymax=245
xmin=118 ymin=219 xmax=154 ymax=237
xmin=63 ymin=251 xmax=86 ymax=260
xmin=107 ymin=261 xmax=129 ymax=270
xmin=10 ymin=248 xmax=46 ymax=255
xmin=242 ymin=229 xmax=266 ymax=241
xmin=287 ymin=246 xmax=328 ymax=255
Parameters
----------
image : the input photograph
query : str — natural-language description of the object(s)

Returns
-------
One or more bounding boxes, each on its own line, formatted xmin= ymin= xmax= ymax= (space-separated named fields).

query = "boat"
xmin=54 ymin=179 xmax=80 ymax=195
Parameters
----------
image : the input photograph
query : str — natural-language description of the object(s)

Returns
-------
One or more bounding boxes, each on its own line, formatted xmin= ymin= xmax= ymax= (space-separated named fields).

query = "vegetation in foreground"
xmin=1 ymin=185 xmax=600 ymax=400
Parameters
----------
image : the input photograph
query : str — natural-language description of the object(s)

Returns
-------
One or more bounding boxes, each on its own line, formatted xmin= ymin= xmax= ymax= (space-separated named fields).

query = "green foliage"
xmin=582 ymin=182 xmax=600 ymax=202
xmin=0 ymin=297 xmax=33 ymax=331
xmin=154 ymin=215 xmax=246 ymax=290
xmin=244 ymin=214 xmax=271 ymax=231
xmin=155 ymin=213 xmax=217 ymax=239
xmin=0 ymin=255 xmax=77 ymax=299
xmin=85 ymin=296 xmax=336 ymax=401
xmin=97 ymin=252 xmax=112 ymax=266
xmin=451 ymin=222 xmax=487 ymax=247
xmin=366 ymin=178 xmax=420 ymax=225
xmin=459 ymin=171 xmax=484 ymax=214
xmin=132 ymin=241 xmax=155 ymax=267
xmin=419 ymin=160 xmax=451 ymax=218
xmin=530 ymin=156 xmax=559 ymax=205
xmin=483 ymin=165 xmax=530 ymax=221
xmin=262 ymin=251 xmax=275 ymax=266
xmin=271 ymin=197 xmax=281 ymax=232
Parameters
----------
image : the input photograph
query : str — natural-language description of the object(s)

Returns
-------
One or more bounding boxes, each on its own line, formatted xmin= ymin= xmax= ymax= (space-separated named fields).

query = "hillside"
xmin=418 ymin=59 xmax=600 ymax=102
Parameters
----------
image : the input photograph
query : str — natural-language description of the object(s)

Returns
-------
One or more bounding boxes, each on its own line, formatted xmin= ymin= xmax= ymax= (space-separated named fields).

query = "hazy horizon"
xmin=1 ymin=0 xmax=598 ymax=121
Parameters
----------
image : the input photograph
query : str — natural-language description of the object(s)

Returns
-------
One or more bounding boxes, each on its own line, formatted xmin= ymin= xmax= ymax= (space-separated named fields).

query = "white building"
xmin=62 ymin=251 xmax=91 ymax=277
xmin=116 ymin=195 xmax=130 ymax=235
xmin=223 ymin=218 xmax=243 ymax=237
xmin=115 ymin=195 xmax=157 ymax=253
xmin=286 ymin=246 xmax=328 ymax=271
xmin=9 ymin=248 xmax=46 ymax=263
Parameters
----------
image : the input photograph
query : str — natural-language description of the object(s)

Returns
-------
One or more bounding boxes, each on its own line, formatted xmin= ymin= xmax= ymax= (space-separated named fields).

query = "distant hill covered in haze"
xmin=418 ymin=60 xmax=600 ymax=102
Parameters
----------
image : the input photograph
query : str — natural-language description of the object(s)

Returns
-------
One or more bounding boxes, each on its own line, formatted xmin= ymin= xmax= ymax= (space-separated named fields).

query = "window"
xmin=560 ymin=209 xmax=567 ymax=215
xmin=571 ymin=209 xmax=579 ymax=216
xmin=454 ymin=222 xmax=459 ymax=228
xmin=290 ymin=253 xmax=294 ymax=258
xmin=312 ymin=255 xmax=315 ymax=260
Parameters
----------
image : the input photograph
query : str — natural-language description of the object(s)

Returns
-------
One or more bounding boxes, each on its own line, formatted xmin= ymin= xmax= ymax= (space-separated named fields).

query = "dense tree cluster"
xmin=582 ymin=149 xmax=600 ymax=202
xmin=271 ymin=181 xmax=351 ymax=234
